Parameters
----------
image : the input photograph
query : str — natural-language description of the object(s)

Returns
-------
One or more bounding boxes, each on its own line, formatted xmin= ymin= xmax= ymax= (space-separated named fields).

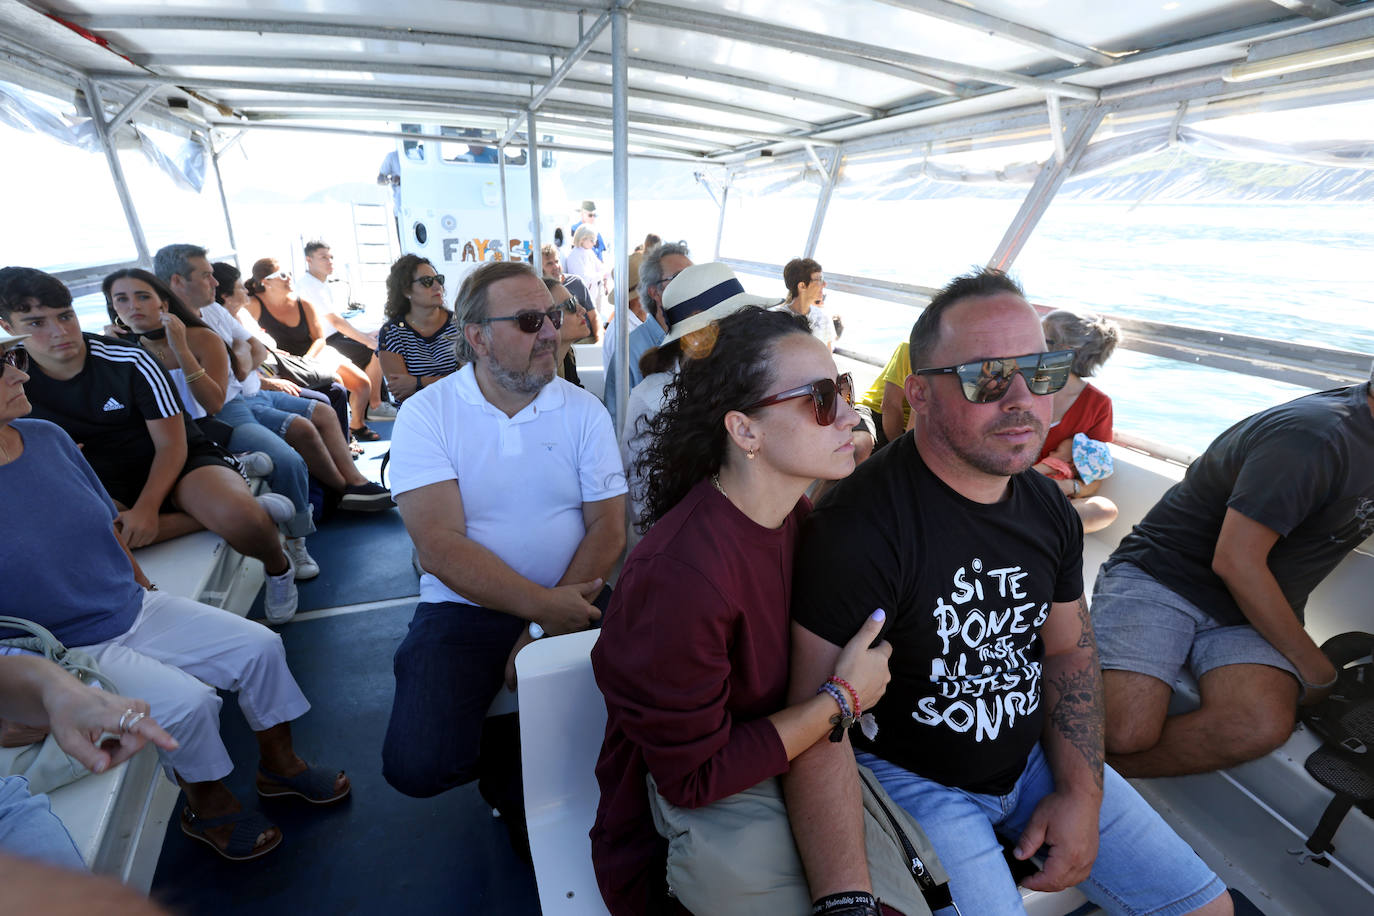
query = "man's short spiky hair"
xmin=909 ymin=267 xmax=1025 ymax=371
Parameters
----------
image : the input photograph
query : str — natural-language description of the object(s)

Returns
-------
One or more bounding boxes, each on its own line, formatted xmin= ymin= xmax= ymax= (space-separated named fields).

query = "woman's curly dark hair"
xmin=634 ymin=305 xmax=810 ymax=530
xmin=385 ymin=253 xmax=438 ymax=322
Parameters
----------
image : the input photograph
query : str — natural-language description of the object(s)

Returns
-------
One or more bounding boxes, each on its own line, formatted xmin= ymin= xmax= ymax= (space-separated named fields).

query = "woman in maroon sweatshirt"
xmin=591 ymin=305 xmax=893 ymax=914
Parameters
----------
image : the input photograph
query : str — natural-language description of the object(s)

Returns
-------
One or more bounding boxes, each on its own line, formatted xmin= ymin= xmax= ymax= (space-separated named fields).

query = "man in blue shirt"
xmin=602 ymin=243 xmax=691 ymax=417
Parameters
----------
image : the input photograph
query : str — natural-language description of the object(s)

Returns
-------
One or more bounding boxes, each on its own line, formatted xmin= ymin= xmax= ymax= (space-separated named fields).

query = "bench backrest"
xmin=516 ymin=629 xmax=611 ymax=915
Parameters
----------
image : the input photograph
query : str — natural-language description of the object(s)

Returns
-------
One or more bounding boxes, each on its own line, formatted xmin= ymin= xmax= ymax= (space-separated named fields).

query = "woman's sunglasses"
xmin=743 ymin=373 xmax=854 ymax=426
xmin=413 ymin=274 xmax=445 ymax=288
xmin=480 ymin=308 xmax=564 ymax=333
xmin=263 ymin=269 xmax=291 ymax=282
xmin=915 ymin=349 xmax=1074 ymax=404
xmin=2 ymin=346 xmax=28 ymax=377
xmin=557 ymin=297 xmax=581 ymax=314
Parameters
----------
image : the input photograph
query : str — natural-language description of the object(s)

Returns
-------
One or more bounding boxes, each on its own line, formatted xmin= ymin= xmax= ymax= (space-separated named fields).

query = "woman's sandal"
xmin=180 ymin=806 xmax=282 ymax=862
xmin=256 ymin=764 xmax=351 ymax=805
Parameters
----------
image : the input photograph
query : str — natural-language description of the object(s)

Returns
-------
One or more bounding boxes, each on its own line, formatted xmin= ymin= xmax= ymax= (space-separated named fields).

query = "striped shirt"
xmin=378 ymin=314 xmax=461 ymax=381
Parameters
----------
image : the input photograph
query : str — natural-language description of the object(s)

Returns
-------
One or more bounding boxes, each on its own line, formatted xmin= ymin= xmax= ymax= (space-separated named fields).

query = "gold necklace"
xmin=711 ymin=473 xmax=727 ymax=499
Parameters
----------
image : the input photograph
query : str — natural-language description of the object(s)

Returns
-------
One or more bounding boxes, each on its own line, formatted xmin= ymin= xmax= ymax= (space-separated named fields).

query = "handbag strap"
xmin=856 ymin=767 xmax=957 ymax=913
xmin=0 ymin=616 xmax=116 ymax=694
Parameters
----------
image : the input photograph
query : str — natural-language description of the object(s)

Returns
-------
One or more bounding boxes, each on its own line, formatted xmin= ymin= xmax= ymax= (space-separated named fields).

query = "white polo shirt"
xmin=390 ymin=363 xmax=627 ymax=607
xmin=198 ymin=303 xmax=261 ymax=398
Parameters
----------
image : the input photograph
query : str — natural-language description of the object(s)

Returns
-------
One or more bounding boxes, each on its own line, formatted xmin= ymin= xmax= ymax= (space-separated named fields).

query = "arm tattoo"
xmin=1075 ymin=595 xmax=1096 ymax=652
xmin=1048 ymin=666 xmax=1105 ymax=790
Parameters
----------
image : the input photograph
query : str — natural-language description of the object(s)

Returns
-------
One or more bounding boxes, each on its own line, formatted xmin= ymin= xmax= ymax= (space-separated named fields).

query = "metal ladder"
xmin=349 ymin=200 xmax=396 ymax=310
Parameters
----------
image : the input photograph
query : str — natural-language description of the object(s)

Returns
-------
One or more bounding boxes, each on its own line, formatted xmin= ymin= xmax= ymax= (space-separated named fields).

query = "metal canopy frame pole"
xmin=803 ymin=148 xmax=843 ymax=259
xmin=500 ymin=8 xmax=612 ymax=148
xmin=498 ymin=144 xmax=512 ymax=262
xmin=210 ymin=144 xmax=239 ymax=263
xmin=527 ymin=111 xmax=542 ymax=267
xmin=84 ymin=79 xmax=152 ymax=266
xmin=612 ymin=2 xmax=631 ymax=433
xmin=987 ymin=106 xmax=1105 ymax=271
xmin=713 ymin=184 xmax=729 ymax=260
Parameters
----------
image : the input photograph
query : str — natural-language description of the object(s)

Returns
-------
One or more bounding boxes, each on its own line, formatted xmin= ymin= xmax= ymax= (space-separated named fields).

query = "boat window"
xmin=115 ymin=129 xmax=230 ymax=256
xmin=440 ymin=127 xmax=504 ymax=165
xmin=401 ymin=123 xmax=424 ymax=162
xmin=0 ymin=89 xmax=136 ymax=271
xmin=716 ymin=166 xmax=824 ymax=269
xmin=813 ymin=142 xmax=1051 ymax=290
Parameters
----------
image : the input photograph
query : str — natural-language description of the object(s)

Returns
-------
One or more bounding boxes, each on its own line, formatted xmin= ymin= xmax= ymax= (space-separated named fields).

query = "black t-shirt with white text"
xmin=1109 ymin=384 xmax=1374 ymax=626
xmin=792 ymin=433 xmax=1084 ymax=795
xmin=22 ymin=334 xmax=198 ymax=490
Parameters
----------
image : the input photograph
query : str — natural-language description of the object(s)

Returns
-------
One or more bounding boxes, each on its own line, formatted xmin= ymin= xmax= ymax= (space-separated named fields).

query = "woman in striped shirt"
xmin=376 ymin=255 xmax=461 ymax=404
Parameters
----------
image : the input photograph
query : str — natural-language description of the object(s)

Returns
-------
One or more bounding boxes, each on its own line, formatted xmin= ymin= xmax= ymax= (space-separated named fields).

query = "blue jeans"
xmin=213 ymin=396 xmax=314 ymax=538
xmin=859 ymin=745 xmax=1226 ymax=915
xmin=381 ymin=601 xmax=526 ymax=822
xmin=0 ymin=775 xmax=85 ymax=869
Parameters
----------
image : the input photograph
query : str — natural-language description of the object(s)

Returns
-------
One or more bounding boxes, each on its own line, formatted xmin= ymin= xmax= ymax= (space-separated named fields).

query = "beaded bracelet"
xmin=818 ymin=681 xmax=850 ymax=718
xmin=818 ymin=680 xmax=857 ymax=743
xmin=828 ymin=675 xmax=862 ymax=718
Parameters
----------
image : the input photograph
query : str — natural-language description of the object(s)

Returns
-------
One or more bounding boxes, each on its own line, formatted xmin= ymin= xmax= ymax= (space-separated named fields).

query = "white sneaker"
xmin=285 ymin=537 xmax=320 ymax=580
xmin=256 ymin=493 xmax=296 ymax=524
xmin=366 ymin=402 xmax=398 ymax=421
xmin=234 ymin=451 xmax=275 ymax=478
xmin=264 ymin=555 xmax=298 ymax=624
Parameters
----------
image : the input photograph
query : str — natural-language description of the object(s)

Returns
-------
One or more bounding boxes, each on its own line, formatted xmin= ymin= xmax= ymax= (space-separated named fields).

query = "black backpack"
xmin=1296 ymin=632 xmax=1374 ymax=864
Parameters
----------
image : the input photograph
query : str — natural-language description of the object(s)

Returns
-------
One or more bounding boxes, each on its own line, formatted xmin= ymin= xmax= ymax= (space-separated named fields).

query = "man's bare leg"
xmin=1106 ymin=664 xmax=1298 ymax=777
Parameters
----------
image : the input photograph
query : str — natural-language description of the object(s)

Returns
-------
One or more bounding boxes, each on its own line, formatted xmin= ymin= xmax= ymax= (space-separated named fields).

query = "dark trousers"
xmin=382 ymin=601 xmax=526 ymax=829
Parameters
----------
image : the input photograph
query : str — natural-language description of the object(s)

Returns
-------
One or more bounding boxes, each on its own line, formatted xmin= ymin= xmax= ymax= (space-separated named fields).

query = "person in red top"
xmin=591 ymin=306 xmax=893 ymax=916
xmin=1032 ymin=309 xmax=1121 ymax=533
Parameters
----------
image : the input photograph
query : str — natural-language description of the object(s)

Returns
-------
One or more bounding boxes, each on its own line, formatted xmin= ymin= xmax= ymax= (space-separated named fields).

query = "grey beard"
xmin=489 ymin=357 xmax=553 ymax=395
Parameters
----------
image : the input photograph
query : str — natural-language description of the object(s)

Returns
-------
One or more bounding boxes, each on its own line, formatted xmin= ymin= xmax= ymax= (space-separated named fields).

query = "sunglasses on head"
xmin=413 ymin=274 xmax=445 ymax=288
xmin=263 ymin=270 xmax=291 ymax=282
xmin=743 ymin=373 xmax=855 ymax=426
xmin=916 ymin=349 xmax=1074 ymax=404
xmin=480 ymin=307 xmax=564 ymax=333
xmin=2 ymin=346 xmax=28 ymax=377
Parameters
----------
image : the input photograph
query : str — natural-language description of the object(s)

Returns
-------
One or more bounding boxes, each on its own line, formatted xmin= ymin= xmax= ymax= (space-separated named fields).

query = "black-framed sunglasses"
xmin=742 ymin=373 xmax=854 ymax=426
xmin=413 ymin=274 xmax=445 ymax=288
xmin=2 ymin=346 xmax=28 ymax=377
xmin=557 ymin=297 xmax=581 ymax=314
xmin=916 ymin=349 xmax=1074 ymax=404
xmin=480 ymin=307 xmax=564 ymax=333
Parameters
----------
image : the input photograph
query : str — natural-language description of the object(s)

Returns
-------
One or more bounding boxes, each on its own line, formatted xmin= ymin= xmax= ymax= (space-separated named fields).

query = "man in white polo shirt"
xmin=382 ymin=260 xmax=626 ymax=855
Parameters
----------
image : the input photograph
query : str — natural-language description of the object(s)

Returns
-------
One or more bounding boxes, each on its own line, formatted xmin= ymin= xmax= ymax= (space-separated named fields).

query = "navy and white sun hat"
xmin=660 ymin=262 xmax=782 ymax=345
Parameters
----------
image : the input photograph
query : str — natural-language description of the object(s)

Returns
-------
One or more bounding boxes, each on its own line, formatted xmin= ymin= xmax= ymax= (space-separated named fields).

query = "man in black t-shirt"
xmin=1095 ymin=379 xmax=1374 ymax=778
xmin=0 ymin=266 xmax=299 ymax=623
xmin=786 ymin=269 xmax=1229 ymax=916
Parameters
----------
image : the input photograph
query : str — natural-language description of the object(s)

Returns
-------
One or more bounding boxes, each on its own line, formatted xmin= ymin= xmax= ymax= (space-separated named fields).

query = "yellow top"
xmin=859 ymin=341 xmax=911 ymax=427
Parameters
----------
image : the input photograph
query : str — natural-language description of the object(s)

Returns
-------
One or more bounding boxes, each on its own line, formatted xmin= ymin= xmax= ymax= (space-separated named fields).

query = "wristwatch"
xmin=528 ymin=622 xmax=546 ymax=640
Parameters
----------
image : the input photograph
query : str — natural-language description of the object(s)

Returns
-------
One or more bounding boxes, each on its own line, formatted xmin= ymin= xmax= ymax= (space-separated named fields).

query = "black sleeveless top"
xmin=253 ymin=295 xmax=314 ymax=357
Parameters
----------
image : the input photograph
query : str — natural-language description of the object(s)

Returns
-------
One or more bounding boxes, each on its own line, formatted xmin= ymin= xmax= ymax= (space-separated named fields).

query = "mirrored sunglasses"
xmin=413 ymin=274 xmax=445 ymax=288
xmin=1 ymin=346 xmax=28 ymax=377
xmin=743 ymin=373 xmax=855 ymax=426
xmin=916 ymin=349 xmax=1074 ymax=403
xmin=480 ymin=307 xmax=564 ymax=333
